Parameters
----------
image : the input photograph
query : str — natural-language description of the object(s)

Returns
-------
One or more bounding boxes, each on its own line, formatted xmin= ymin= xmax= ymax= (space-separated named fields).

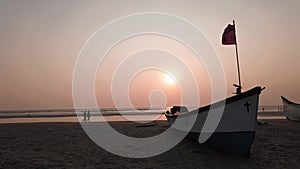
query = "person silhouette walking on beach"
xmin=87 ymin=110 xmax=90 ymax=122
xmin=82 ymin=111 xmax=87 ymax=122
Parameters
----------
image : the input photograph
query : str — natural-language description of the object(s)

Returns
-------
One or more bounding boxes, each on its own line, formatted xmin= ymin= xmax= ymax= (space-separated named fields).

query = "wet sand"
xmin=1 ymin=119 xmax=300 ymax=168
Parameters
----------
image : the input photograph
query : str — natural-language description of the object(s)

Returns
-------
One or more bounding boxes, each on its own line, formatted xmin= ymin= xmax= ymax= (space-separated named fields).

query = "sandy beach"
xmin=1 ymin=117 xmax=299 ymax=169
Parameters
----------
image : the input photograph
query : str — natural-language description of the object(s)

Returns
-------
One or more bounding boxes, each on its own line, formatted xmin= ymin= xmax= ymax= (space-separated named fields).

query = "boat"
xmin=165 ymin=86 xmax=264 ymax=156
xmin=281 ymin=96 xmax=300 ymax=121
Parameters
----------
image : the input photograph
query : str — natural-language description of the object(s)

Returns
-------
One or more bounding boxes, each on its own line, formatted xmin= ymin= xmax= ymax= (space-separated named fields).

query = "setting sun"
xmin=165 ymin=74 xmax=176 ymax=84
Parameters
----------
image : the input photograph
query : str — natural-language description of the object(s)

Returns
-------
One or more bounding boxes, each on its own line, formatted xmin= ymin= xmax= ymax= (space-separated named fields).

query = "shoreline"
xmin=0 ymin=111 xmax=286 ymax=124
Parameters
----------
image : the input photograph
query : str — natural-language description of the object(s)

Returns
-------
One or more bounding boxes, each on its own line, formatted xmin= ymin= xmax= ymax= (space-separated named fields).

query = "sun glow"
xmin=165 ymin=74 xmax=176 ymax=84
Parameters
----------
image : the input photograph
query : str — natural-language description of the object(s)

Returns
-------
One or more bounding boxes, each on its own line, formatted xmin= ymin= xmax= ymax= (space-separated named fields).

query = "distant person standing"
xmin=87 ymin=110 xmax=90 ymax=122
xmin=82 ymin=111 xmax=87 ymax=122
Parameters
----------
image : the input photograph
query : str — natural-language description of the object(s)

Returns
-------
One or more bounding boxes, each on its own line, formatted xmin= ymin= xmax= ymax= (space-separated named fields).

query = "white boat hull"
xmin=165 ymin=86 xmax=263 ymax=156
xmin=281 ymin=96 xmax=300 ymax=121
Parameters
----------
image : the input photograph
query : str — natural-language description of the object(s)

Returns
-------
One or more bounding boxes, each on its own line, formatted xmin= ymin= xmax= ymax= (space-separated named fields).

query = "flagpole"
xmin=233 ymin=20 xmax=242 ymax=94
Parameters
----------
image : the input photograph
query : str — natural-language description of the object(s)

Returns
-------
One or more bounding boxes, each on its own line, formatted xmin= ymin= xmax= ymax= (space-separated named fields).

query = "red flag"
xmin=222 ymin=24 xmax=236 ymax=45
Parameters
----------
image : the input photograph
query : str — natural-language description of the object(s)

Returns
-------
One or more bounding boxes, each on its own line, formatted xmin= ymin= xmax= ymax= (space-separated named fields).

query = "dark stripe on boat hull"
xmin=186 ymin=131 xmax=255 ymax=157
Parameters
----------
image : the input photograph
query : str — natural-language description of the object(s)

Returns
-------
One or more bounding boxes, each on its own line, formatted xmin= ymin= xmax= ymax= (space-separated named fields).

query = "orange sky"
xmin=0 ymin=0 xmax=300 ymax=110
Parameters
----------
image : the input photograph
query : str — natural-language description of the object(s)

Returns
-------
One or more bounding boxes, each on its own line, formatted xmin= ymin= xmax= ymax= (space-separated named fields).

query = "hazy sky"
xmin=1 ymin=0 xmax=300 ymax=110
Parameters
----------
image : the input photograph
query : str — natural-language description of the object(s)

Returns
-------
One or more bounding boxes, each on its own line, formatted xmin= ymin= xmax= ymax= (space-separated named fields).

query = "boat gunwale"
xmin=166 ymin=86 xmax=262 ymax=117
xmin=281 ymin=96 xmax=300 ymax=106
